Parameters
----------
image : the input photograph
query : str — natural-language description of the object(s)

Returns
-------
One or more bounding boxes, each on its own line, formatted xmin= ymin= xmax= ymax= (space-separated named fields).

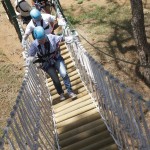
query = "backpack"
xmin=16 ymin=0 xmax=29 ymax=13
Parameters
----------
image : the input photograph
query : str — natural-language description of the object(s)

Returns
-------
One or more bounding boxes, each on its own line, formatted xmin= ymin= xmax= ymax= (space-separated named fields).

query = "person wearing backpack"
xmin=26 ymin=26 xmax=77 ymax=101
xmin=14 ymin=0 xmax=32 ymax=24
xmin=22 ymin=8 xmax=57 ymax=47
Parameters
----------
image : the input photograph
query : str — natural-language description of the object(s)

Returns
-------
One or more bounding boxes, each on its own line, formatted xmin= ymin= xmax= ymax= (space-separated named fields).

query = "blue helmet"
xmin=33 ymin=26 xmax=45 ymax=40
xmin=30 ymin=9 xmax=41 ymax=20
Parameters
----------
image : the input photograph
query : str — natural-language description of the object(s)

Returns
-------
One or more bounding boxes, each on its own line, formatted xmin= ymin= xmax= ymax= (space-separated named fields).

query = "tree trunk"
xmin=130 ymin=0 xmax=150 ymax=85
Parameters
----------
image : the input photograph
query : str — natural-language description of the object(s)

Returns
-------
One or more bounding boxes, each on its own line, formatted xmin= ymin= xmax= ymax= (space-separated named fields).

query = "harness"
xmin=34 ymin=38 xmax=59 ymax=64
xmin=33 ymin=0 xmax=48 ymax=4
xmin=16 ymin=0 xmax=29 ymax=12
xmin=34 ymin=0 xmax=49 ymax=8
xmin=33 ymin=19 xmax=49 ymax=30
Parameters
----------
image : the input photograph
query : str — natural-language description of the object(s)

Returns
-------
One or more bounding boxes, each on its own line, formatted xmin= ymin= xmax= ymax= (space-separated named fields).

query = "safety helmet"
xmin=30 ymin=9 xmax=41 ymax=20
xmin=33 ymin=26 xmax=45 ymax=40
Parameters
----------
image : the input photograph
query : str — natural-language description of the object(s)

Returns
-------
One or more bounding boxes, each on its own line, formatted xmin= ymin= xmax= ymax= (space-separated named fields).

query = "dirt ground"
xmin=60 ymin=0 xmax=150 ymax=100
xmin=0 ymin=2 xmax=24 ymax=134
xmin=0 ymin=0 xmax=150 ymax=135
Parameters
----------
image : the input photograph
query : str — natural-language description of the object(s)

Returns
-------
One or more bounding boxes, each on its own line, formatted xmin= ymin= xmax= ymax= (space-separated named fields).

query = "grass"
xmin=0 ymin=50 xmax=6 ymax=56
xmin=0 ymin=128 xmax=3 ymax=137
xmin=77 ymin=0 xmax=83 ymax=4
xmin=64 ymin=2 xmax=131 ymax=34
xmin=63 ymin=1 xmax=149 ymax=97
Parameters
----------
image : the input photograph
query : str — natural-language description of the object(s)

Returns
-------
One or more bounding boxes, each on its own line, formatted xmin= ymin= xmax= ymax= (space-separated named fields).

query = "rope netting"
xmin=0 ymin=0 xmax=150 ymax=149
xmin=0 ymin=65 xmax=57 ymax=150
xmin=64 ymin=28 xmax=150 ymax=149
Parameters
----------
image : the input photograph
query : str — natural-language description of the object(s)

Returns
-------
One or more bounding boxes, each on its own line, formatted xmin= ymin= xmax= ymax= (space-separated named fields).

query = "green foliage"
xmin=77 ymin=0 xmax=83 ymax=4
xmin=0 ymin=128 xmax=3 ymax=137
xmin=64 ymin=2 xmax=132 ymax=37
xmin=81 ymin=4 xmax=130 ymax=23
xmin=78 ymin=3 xmax=131 ymax=34
xmin=67 ymin=15 xmax=80 ymax=25
xmin=64 ymin=8 xmax=80 ymax=25
xmin=0 ymin=50 xmax=6 ymax=56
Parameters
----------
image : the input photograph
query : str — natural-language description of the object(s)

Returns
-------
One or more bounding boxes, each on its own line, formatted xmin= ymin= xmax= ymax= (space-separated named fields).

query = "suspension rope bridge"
xmin=0 ymin=0 xmax=150 ymax=149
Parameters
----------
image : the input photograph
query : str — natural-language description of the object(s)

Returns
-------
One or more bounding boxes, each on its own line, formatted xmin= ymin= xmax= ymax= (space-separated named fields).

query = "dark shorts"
xmin=21 ymin=16 xmax=32 ymax=24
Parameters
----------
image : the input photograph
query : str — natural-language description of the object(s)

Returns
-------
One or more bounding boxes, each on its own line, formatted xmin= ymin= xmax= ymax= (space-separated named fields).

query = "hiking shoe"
xmin=68 ymin=92 xmax=77 ymax=99
xmin=60 ymin=93 xmax=65 ymax=101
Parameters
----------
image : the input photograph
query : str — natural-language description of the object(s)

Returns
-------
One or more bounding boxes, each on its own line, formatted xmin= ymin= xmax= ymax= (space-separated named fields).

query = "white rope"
xmin=64 ymin=26 xmax=150 ymax=149
xmin=0 ymin=1 xmax=150 ymax=150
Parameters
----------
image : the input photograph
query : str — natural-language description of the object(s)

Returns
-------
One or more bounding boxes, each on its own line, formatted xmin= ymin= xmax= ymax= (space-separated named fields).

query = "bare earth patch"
xmin=0 ymin=3 xmax=23 ymax=134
